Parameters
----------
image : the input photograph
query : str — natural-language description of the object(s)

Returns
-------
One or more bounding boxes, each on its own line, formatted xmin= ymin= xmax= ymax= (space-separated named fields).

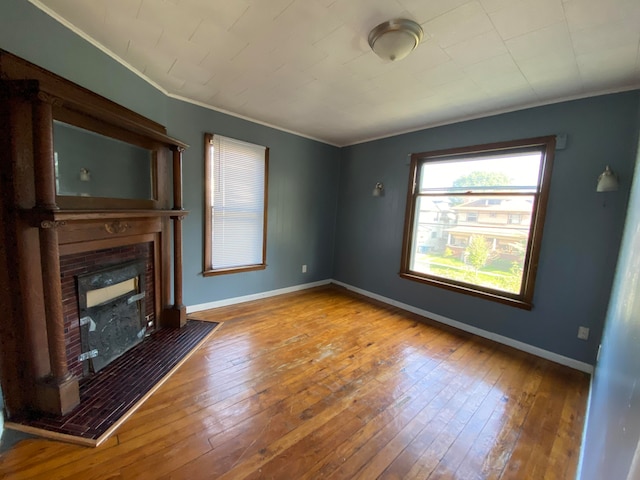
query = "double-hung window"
xmin=203 ymin=133 xmax=268 ymax=276
xmin=400 ymin=136 xmax=555 ymax=309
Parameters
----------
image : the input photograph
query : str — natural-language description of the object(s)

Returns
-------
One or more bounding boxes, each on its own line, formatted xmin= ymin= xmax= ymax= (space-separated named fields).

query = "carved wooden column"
xmin=164 ymin=145 xmax=187 ymax=328
xmin=33 ymin=93 xmax=80 ymax=415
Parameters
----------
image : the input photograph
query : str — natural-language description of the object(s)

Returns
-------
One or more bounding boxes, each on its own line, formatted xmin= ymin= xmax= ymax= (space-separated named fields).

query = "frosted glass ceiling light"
xmin=368 ymin=19 xmax=423 ymax=62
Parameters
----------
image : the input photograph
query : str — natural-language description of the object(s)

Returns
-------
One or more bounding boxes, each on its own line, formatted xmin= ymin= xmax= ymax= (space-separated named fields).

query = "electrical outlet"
xmin=577 ymin=326 xmax=590 ymax=340
xmin=302 ymin=264 xmax=307 ymax=273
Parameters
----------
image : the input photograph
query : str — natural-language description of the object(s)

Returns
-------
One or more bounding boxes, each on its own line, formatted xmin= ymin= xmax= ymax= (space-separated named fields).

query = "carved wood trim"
xmin=33 ymin=95 xmax=58 ymax=210
xmin=40 ymin=220 xmax=66 ymax=229
xmin=171 ymin=147 xmax=185 ymax=316
xmin=38 ymin=227 xmax=70 ymax=381
xmin=104 ymin=221 xmax=131 ymax=234
xmin=36 ymin=91 xmax=63 ymax=107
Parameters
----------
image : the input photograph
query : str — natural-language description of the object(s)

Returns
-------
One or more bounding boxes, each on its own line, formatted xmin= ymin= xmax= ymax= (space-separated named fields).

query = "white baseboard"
xmin=186 ymin=277 xmax=593 ymax=374
xmin=331 ymin=280 xmax=594 ymax=374
xmin=186 ymin=279 xmax=332 ymax=313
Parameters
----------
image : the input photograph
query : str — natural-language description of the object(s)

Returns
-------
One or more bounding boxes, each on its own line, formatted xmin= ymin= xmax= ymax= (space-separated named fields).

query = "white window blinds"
xmin=209 ymin=135 xmax=267 ymax=270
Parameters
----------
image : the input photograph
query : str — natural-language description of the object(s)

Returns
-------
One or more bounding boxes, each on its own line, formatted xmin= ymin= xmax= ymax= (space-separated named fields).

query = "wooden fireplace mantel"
xmin=22 ymin=208 xmax=187 ymax=223
xmin=0 ymin=50 xmax=189 ymax=417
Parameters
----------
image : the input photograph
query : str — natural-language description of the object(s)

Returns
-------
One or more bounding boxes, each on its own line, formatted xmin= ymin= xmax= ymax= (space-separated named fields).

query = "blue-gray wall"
xmin=578 ymin=106 xmax=640 ymax=480
xmin=166 ymin=99 xmax=340 ymax=305
xmin=334 ymin=93 xmax=640 ymax=365
xmin=0 ymin=0 xmax=341 ymax=307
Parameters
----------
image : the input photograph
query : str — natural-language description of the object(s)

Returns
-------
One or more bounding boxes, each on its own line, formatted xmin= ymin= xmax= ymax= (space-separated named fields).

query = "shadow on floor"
xmin=2 ymin=386 xmax=35 ymax=454
xmin=1 ymin=428 xmax=35 ymax=454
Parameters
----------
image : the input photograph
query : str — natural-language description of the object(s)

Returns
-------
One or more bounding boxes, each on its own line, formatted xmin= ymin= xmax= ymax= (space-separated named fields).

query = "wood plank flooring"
xmin=0 ymin=285 xmax=589 ymax=479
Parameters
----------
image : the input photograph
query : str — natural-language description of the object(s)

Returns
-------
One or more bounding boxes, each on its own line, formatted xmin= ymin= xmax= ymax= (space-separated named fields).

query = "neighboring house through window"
xmin=508 ymin=214 xmax=522 ymax=224
xmin=203 ymin=133 xmax=268 ymax=276
xmin=400 ymin=136 xmax=555 ymax=309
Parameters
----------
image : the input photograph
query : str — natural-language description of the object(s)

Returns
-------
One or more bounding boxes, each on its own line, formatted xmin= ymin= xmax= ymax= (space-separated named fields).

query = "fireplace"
xmin=0 ymin=50 xmax=188 ymax=418
xmin=77 ymin=260 xmax=147 ymax=374
xmin=61 ymin=244 xmax=156 ymax=378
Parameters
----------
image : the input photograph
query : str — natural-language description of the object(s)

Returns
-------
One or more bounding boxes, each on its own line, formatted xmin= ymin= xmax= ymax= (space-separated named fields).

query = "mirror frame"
xmin=52 ymin=106 xmax=165 ymax=210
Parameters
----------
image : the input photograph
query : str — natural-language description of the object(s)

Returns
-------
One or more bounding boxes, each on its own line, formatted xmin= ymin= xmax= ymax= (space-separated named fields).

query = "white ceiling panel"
xmin=563 ymin=0 xmax=640 ymax=31
xmin=28 ymin=0 xmax=640 ymax=146
xmin=505 ymin=22 xmax=574 ymax=61
xmin=463 ymin=54 xmax=522 ymax=87
xmin=413 ymin=61 xmax=468 ymax=90
xmin=488 ymin=0 xmax=565 ymax=40
xmin=425 ymin=2 xmax=494 ymax=49
xmin=137 ymin=0 xmax=201 ymax=40
xmin=571 ymin=21 xmax=640 ymax=57
xmin=104 ymin=11 xmax=162 ymax=51
xmin=156 ymin=33 xmax=208 ymax=66
xmin=518 ymin=53 xmax=582 ymax=86
xmin=399 ymin=0 xmax=474 ymax=24
xmin=395 ymin=42 xmax=452 ymax=76
xmin=444 ymin=30 xmax=508 ymax=66
xmin=190 ymin=21 xmax=248 ymax=61
xmin=145 ymin=63 xmax=185 ymax=92
xmin=578 ymin=46 xmax=640 ymax=86
xmin=126 ymin=40 xmax=174 ymax=75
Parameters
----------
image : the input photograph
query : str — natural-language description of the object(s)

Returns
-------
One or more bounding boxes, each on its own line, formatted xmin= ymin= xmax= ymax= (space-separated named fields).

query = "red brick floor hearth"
xmin=5 ymin=320 xmax=219 ymax=446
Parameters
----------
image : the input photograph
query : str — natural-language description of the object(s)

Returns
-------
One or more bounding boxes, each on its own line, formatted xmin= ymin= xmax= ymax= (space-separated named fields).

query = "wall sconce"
xmin=80 ymin=167 xmax=91 ymax=182
xmin=372 ymin=182 xmax=384 ymax=197
xmin=596 ymin=165 xmax=619 ymax=192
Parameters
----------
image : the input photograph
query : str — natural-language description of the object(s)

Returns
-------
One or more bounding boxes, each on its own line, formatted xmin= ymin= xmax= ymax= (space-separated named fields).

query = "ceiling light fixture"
xmin=368 ymin=18 xmax=423 ymax=62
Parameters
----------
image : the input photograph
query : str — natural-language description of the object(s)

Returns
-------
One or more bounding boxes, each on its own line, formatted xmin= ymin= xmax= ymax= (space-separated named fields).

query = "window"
xmin=400 ymin=136 xmax=555 ymax=309
xmin=203 ymin=133 xmax=268 ymax=276
xmin=508 ymin=214 xmax=522 ymax=224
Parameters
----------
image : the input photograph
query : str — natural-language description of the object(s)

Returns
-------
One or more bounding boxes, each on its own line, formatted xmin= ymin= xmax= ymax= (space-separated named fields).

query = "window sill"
xmin=203 ymin=264 xmax=266 ymax=277
xmin=399 ymin=272 xmax=533 ymax=310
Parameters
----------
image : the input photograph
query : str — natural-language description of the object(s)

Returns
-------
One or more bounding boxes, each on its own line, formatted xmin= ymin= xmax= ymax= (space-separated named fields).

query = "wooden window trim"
xmin=203 ymin=133 xmax=269 ymax=277
xmin=399 ymin=136 xmax=556 ymax=310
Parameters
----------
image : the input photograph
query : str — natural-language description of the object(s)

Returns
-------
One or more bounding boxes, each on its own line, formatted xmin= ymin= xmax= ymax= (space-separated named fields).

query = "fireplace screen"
xmin=77 ymin=261 xmax=147 ymax=374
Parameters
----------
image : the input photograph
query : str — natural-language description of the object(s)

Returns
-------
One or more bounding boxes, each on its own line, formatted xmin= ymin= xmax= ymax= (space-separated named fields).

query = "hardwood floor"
xmin=0 ymin=285 xmax=589 ymax=479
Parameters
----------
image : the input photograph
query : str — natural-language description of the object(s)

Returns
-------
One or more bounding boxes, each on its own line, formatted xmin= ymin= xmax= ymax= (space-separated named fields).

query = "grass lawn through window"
xmin=413 ymin=253 xmax=522 ymax=294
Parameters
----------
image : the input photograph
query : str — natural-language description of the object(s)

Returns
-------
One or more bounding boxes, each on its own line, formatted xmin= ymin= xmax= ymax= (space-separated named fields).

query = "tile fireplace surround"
xmin=61 ymin=243 xmax=155 ymax=379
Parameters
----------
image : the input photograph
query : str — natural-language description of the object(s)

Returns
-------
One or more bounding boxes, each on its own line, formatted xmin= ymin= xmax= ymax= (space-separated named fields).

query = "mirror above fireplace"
xmin=53 ymin=120 xmax=154 ymax=201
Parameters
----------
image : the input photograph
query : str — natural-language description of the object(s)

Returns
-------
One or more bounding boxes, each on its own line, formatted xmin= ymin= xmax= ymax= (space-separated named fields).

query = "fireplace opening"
xmin=77 ymin=261 xmax=147 ymax=375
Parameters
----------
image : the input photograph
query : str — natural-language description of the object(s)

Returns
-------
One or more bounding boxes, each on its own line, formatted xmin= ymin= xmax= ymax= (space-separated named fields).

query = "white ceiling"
xmin=31 ymin=0 xmax=640 ymax=146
